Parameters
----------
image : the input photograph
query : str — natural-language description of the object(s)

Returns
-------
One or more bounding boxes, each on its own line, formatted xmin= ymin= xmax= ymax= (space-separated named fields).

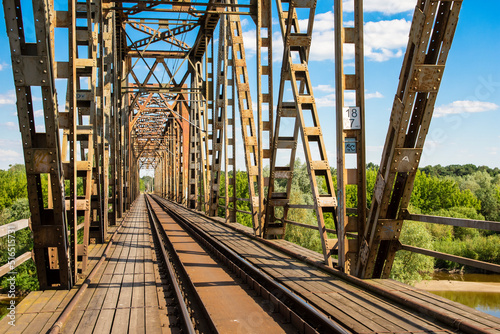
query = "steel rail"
xmin=150 ymin=194 xmax=351 ymax=334
xmin=145 ymin=195 xmax=218 ymax=334
xmin=144 ymin=196 xmax=198 ymax=334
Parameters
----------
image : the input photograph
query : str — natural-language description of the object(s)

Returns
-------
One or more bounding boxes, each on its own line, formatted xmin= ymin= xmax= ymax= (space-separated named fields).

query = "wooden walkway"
xmin=0 ymin=196 xmax=167 ymax=334
xmin=160 ymin=199 xmax=500 ymax=334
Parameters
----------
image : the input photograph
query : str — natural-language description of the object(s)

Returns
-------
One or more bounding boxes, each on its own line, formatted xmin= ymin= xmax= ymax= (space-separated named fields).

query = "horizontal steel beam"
xmin=127 ymin=50 xmax=189 ymax=58
xmin=402 ymin=211 xmax=500 ymax=232
xmin=401 ymin=244 xmax=500 ymax=274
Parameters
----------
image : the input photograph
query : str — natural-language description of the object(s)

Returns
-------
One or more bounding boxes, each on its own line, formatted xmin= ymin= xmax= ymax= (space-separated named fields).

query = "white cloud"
xmin=366 ymin=91 xmax=383 ymax=99
xmin=434 ymin=101 xmax=499 ymax=118
xmin=343 ymin=0 xmax=415 ymax=15
xmin=312 ymin=88 xmax=381 ymax=106
xmin=35 ymin=124 xmax=46 ymax=132
xmin=367 ymin=145 xmax=384 ymax=152
xmin=0 ymin=139 xmax=23 ymax=164
xmin=308 ymin=12 xmax=335 ymax=61
xmin=0 ymin=139 xmax=21 ymax=147
xmin=244 ymin=12 xmax=410 ymax=63
xmin=364 ymin=19 xmax=411 ymax=62
xmin=0 ymin=62 xmax=9 ymax=71
xmin=314 ymin=85 xmax=335 ymax=93
xmin=0 ymin=149 xmax=21 ymax=161
xmin=308 ymin=14 xmax=410 ymax=62
xmin=0 ymin=91 xmax=16 ymax=105
xmin=242 ymin=29 xmax=257 ymax=53
xmin=2 ymin=122 xmax=17 ymax=129
xmin=34 ymin=109 xmax=44 ymax=117
xmin=315 ymin=94 xmax=336 ymax=108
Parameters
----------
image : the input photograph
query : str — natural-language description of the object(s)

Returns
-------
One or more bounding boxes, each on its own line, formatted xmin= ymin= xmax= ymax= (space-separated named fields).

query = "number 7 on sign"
xmin=343 ymin=107 xmax=361 ymax=130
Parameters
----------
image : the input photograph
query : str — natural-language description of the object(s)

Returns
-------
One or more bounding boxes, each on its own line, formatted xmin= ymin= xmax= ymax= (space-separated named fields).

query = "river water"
xmin=428 ymin=273 xmax=500 ymax=319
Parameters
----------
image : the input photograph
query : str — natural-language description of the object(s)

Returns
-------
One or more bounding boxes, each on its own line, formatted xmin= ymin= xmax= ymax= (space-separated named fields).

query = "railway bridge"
xmin=1 ymin=0 xmax=500 ymax=332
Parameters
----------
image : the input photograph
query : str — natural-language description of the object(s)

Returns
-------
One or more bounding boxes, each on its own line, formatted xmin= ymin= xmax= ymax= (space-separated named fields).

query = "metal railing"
xmin=0 ymin=219 xmax=32 ymax=278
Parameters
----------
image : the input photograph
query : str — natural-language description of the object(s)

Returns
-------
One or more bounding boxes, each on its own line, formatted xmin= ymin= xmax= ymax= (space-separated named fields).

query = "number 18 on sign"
xmin=343 ymin=107 xmax=361 ymax=130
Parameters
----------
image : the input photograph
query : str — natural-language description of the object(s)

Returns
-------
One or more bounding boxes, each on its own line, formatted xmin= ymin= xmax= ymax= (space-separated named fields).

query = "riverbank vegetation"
xmin=0 ymin=165 xmax=38 ymax=293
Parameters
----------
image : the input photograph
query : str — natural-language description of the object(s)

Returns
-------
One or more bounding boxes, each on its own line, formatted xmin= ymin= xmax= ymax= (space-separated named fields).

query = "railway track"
xmin=145 ymin=194 xmax=350 ymax=334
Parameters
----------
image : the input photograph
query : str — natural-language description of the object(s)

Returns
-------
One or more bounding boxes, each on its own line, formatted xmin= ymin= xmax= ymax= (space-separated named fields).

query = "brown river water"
xmin=427 ymin=273 xmax=500 ymax=319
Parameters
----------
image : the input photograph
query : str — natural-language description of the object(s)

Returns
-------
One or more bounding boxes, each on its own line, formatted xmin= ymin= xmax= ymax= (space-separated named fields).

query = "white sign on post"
xmin=343 ymin=106 xmax=361 ymax=130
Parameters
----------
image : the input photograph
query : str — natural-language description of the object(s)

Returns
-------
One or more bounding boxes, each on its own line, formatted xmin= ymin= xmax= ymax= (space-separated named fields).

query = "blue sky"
xmin=0 ymin=0 xmax=498 ymax=172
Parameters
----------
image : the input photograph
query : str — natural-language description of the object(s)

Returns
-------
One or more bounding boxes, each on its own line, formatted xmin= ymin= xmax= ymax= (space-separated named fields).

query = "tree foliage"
xmin=390 ymin=221 xmax=434 ymax=284
xmin=140 ymin=176 xmax=154 ymax=192
xmin=0 ymin=166 xmax=38 ymax=293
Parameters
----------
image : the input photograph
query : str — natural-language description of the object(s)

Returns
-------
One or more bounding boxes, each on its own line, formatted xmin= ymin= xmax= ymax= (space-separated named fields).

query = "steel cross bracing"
xmin=3 ymin=0 xmax=72 ymax=289
xmin=264 ymin=0 xmax=338 ymax=267
xmin=3 ymin=0 xmax=464 ymax=289
xmin=208 ymin=17 xmax=229 ymax=217
xmin=356 ymin=0 xmax=462 ymax=278
xmin=227 ymin=1 xmax=262 ymax=234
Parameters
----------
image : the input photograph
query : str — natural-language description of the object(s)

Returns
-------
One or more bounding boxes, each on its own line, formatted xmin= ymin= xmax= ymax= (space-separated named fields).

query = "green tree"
xmin=390 ymin=221 xmax=434 ymax=284
xmin=459 ymin=171 xmax=500 ymax=222
xmin=0 ymin=165 xmax=28 ymax=211
xmin=411 ymin=171 xmax=481 ymax=213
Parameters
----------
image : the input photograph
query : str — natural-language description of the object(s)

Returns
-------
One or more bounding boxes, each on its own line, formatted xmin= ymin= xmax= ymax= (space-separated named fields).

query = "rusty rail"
xmin=150 ymin=194 xmax=351 ymax=334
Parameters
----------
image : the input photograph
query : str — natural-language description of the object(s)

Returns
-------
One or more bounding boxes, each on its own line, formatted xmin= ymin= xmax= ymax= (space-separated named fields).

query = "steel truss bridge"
xmin=2 ymin=0 xmax=500 ymax=332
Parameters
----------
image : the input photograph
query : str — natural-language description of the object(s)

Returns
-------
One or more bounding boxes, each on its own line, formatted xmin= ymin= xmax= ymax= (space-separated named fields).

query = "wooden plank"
xmin=144 ymin=272 xmax=162 ymax=334
xmin=111 ymin=215 xmax=139 ymax=333
xmin=92 ymin=309 xmax=116 ymax=333
xmin=15 ymin=291 xmax=43 ymax=314
xmin=59 ymin=310 xmax=84 ymax=333
xmin=55 ymin=288 xmax=78 ymax=312
xmin=40 ymin=312 xmax=63 ymax=334
xmin=74 ymin=269 xmax=114 ymax=334
xmin=24 ymin=290 xmax=56 ymax=314
xmin=314 ymin=280 xmax=451 ymax=333
xmin=21 ymin=312 xmax=53 ymax=334
xmin=129 ymin=210 xmax=146 ymax=334
xmin=39 ymin=290 xmax=70 ymax=313
xmin=4 ymin=313 xmax=37 ymax=334
xmin=0 ymin=252 xmax=31 ymax=278
xmin=0 ymin=219 xmax=29 ymax=238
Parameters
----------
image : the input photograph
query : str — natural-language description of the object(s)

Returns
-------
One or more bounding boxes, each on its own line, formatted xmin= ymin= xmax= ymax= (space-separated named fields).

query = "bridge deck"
xmin=160 ymin=198 xmax=500 ymax=334
xmin=2 ymin=196 xmax=500 ymax=333
xmin=0 ymin=198 xmax=166 ymax=334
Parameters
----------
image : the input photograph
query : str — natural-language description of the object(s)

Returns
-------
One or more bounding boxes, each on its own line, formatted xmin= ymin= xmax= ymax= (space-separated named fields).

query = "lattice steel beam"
xmin=357 ymin=0 xmax=462 ymax=279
